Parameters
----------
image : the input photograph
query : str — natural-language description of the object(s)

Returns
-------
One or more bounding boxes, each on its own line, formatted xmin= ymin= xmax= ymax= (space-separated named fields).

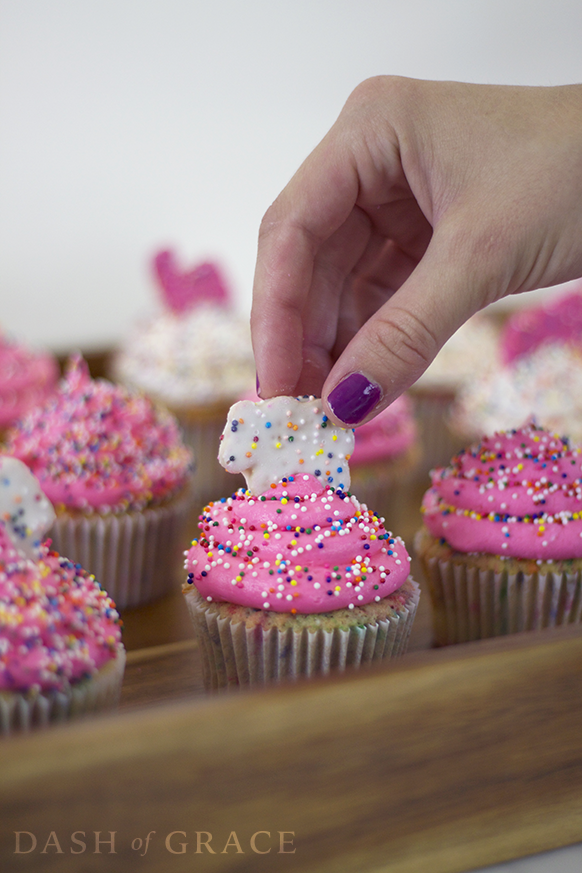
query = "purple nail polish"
xmin=327 ymin=373 xmax=381 ymax=425
xmin=255 ymin=373 xmax=261 ymax=397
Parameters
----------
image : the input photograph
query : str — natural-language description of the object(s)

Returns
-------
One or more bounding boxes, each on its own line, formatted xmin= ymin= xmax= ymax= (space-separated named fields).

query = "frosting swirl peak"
xmin=421 ymin=422 xmax=582 ymax=560
xmin=6 ymin=355 xmax=192 ymax=513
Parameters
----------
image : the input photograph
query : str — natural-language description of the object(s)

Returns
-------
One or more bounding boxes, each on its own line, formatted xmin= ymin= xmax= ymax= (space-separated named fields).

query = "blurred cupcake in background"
xmin=450 ymin=343 xmax=582 ymax=445
xmin=112 ymin=250 xmax=255 ymax=508
xmin=5 ymin=355 xmax=194 ymax=609
xmin=499 ymin=282 xmax=582 ymax=365
xmin=0 ymin=456 xmax=125 ymax=733
xmin=349 ymin=394 xmax=421 ymax=531
xmin=408 ymin=312 xmax=500 ymax=478
xmin=451 ymin=287 xmax=582 ymax=445
xmin=415 ymin=422 xmax=582 ymax=646
xmin=0 ymin=328 xmax=59 ymax=441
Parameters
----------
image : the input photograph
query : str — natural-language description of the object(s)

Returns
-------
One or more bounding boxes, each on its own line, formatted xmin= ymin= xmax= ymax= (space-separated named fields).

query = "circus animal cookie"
xmin=218 ymin=396 xmax=355 ymax=495
xmin=0 ymin=455 xmax=56 ymax=560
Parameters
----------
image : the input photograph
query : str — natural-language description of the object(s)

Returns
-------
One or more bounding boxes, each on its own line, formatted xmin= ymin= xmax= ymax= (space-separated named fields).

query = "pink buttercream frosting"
xmin=421 ymin=422 xmax=582 ymax=560
xmin=500 ymin=285 xmax=582 ymax=364
xmin=186 ymin=474 xmax=411 ymax=613
xmin=6 ymin=355 xmax=193 ymax=513
xmin=0 ymin=523 xmax=122 ymax=693
xmin=351 ymin=395 xmax=417 ymax=466
xmin=0 ymin=332 xmax=58 ymax=430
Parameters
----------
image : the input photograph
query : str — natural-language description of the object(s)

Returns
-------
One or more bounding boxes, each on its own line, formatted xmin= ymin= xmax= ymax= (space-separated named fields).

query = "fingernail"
xmin=255 ymin=373 xmax=261 ymax=397
xmin=327 ymin=373 xmax=381 ymax=425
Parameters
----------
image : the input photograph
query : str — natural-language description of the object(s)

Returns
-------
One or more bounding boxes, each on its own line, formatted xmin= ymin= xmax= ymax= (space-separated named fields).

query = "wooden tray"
xmin=2 ymin=352 xmax=579 ymax=872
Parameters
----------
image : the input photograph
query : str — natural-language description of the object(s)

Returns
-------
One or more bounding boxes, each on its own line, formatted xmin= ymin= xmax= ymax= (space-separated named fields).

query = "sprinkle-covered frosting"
xmin=113 ymin=250 xmax=254 ymax=407
xmin=113 ymin=305 xmax=256 ymax=408
xmin=0 ymin=526 xmax=122 ymax=693
xmin=0 ymin=331 xmax=58 ymax=430
xmin=185 ymin=474 xmax=410 ymax=613
xmin=350 ymin=395 xmax=417 ymax=466
xmin=0 ymin=456 xmax=122 ymax=692
xmin=421 ymin=421 xmax=582 ymax=560
xmin=218 ymin=396 xmax=355 ymax=495
xmin=6 ymin=355 xmax=192 ymax=514
xmin=450 ymin=343 xmax=582 ymax=443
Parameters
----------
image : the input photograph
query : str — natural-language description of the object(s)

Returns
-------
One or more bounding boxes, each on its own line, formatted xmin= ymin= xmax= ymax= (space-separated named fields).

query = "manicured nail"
xmin=327 ymin=373 xmax=381 ymax=425
xmin=255 ymin=373 xmax=261 ymax=397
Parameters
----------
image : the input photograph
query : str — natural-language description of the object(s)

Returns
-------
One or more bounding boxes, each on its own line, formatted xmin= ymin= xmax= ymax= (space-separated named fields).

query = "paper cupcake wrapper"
xmin=184 ymin=581 xmax=420 ymax=690
xmin=176 ymin=414 xmax=245 ymax=510
xmin=421 ymin=555 xmax=582 ymax=646
xmin=0 ymin=648 xmax=126 ymax=735
xmin=49 ymin=488 xmax=195 ymax=610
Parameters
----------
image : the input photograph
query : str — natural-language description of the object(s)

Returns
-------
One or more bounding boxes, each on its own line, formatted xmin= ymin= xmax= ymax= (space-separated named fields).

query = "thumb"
xmin=322 ymin=229 xmax=507 ymax=426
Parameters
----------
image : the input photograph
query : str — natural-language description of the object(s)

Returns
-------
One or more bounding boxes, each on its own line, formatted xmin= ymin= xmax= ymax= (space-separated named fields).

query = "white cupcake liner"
xmin=49 ymin=487 xmax=195 ymax=610
xmin=0 ymin=648 xmax=126 ymax=735
xmin=422 ymin=555 xmax=582 ymax=646
xmin=184 ymin=580 xmax=420 ymax=690
xmin=176 ymin=415 xmax=245 ymax=509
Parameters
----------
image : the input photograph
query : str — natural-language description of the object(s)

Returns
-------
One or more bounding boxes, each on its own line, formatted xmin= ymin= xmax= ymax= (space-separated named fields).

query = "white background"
xmin=1 ymin=0 xmax=582 ymax=354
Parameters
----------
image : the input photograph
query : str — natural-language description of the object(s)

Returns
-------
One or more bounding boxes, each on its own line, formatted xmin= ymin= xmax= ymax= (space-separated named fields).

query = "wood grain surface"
xmin=1 ymin=624 xmax=581 ymax=873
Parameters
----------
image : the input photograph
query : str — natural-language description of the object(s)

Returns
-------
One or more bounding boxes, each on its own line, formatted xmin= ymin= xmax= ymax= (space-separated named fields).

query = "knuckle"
xmin=369 ymin=307 xmax=439 ymax=374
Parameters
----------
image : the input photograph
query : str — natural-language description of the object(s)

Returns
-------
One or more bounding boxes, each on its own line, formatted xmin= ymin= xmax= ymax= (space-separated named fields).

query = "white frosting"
xmin=218 ymin=396 xmax=355 ymax=495
xmin=450 ymin=342 xmax=582 ymax=441
xmin=113 ymin=304 xmax=255 ymax=406
xmin=0 ymin=456 xmax=56 ymax=559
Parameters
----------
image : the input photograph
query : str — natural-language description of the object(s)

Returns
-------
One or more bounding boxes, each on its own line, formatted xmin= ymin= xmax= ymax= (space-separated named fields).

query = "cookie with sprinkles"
xmin=0 ymin=456 xmax=125 ymax=733
xmin=416 ymin=420 xmax=582 ymax=645
xmin=183 ymin=396 xmax=419 ymax=689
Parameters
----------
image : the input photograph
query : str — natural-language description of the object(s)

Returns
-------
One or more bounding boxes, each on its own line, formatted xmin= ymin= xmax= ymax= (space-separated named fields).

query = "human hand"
xmin=251 ymin=76 xmax=582 ymax=425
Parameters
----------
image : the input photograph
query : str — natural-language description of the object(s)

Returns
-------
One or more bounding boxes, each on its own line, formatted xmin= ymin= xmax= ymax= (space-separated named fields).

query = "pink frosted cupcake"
xmin=112 ymin=250 xmax=255 ymax=508
xmin=350 ymin=394 xmax=420 ymax=527
xmin=183 ymin=396 xmax=419 ymax=689
xmin=415 ymin=421 xmax=582 ymax=645
xmin=500 ymin=283 xmax=582 ymax=364
xmin=0 ymin=456 xmax=125 ymax=733
xmin=5 ymin=355 xmax=194 ymax=609
xmin=0 ymin=329 xmax=58 ymax=439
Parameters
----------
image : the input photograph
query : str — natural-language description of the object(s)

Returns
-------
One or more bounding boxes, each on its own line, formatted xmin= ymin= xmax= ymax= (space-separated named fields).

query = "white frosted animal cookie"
xmin=0 ymin=456 xmax=56 ymax=559
xmin=218 ymin=396 xmax=355 ymax=496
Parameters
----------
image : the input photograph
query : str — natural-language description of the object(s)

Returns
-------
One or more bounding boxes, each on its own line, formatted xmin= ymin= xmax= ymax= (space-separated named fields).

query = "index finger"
xmin=251 ymin=133 xmax=361 ymax=398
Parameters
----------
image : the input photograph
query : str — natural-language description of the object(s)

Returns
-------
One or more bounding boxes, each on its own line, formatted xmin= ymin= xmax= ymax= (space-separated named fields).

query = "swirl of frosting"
xmin=421 ymin=422 xmax=582 ymax=560
xmin=0 ymin=523 xmax=122 ymax=693
xmin=186 ymin=474 xmax=411 ymax=613
xmin=350 ymin=395 xmax=417 ymax=466
xmin=6 ymin=355 xmax=192 ymax=513
xmin=0 ymin=332 xmax=58 ymax=429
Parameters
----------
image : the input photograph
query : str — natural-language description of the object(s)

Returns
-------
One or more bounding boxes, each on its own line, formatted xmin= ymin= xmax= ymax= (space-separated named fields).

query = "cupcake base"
xmin=184 ymin=578 xmax=420 ymax=690
xmin=415 ymin=527 xmax=582 ymax=646
xmin=49 ymin=485 xmax=195 ymax=610
xmin=0 ymin=648 xmax=126 ymax=735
